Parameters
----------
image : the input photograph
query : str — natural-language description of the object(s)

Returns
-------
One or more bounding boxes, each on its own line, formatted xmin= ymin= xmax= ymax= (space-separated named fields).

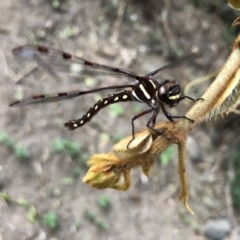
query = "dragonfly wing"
xmin=13 ymin=45 xmax=139 ymax=81
xmin=9 ymin=84 xmax=133 ymax=107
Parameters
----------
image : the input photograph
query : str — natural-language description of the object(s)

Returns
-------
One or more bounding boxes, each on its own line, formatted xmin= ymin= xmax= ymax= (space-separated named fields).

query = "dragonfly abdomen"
xmin=64 ymin=89 xmax=133 ymax=130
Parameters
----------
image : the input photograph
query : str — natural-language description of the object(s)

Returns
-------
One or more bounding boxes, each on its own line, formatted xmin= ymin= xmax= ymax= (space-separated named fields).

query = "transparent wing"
xmin=9 ymin=84 xmax=133 ymax=107
xmin=13 ymin=45 xmax=140 ymax=81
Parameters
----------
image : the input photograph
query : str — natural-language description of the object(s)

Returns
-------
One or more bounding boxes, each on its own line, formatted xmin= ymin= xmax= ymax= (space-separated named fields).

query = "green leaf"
xmin=109 ymin=103 xmax=124 ymax=117
xmin=71 ymin=167 xmax=81 ymax=178
xmin=51 ymin=139 xmax=67 ymax=153
xmin=61 ymin=177 xmax=73 ymax=185
xmin=97 ymin=195 xmax=111 ymax=211
xmin=160 ymin=146 xmax=174 ymax=166
xmin=14 ymin=145 xmax=30 ymax=160
xmin=95 ymin=218 xmax=108 ymax=230
xmin=77 ymin=152 xmax=89 ymax=167
xmin=42 ymin=211 xmax=59 ymax=229
xmin=27 ymin=205 xmax=38 ymax=223
xmin=83 ymin=209 xmax=96 ymax=222
xmin=0 ymin=192 xmax=13 ymax=204
xmin=0 ymin=132 xmax=15 ymax=148
xmin=65 ymin=141 xmax=81 ymax=157
xmin=99 ymin=133 xmax=110 ymax=143
xmin=16 ymin=198 xmax=31 ymax=207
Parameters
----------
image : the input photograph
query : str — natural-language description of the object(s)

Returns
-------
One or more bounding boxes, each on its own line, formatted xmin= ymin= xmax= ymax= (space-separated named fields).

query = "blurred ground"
xmin=0 ymin=0 xmax=239 ymax=240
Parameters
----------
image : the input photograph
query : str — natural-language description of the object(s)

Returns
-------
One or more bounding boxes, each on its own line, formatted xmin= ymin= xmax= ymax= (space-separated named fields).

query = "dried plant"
xmin=84 ymin=31 xmax=240 ymax=214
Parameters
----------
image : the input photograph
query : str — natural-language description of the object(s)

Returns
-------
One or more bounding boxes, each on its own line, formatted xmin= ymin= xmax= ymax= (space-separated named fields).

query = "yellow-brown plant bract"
xmin=83 ymin=33 xmax=240 ymax=214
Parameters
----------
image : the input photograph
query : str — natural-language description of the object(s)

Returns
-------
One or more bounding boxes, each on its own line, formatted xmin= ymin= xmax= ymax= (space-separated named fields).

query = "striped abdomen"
xmin=64 ymin=89 xmax=133 ymax=130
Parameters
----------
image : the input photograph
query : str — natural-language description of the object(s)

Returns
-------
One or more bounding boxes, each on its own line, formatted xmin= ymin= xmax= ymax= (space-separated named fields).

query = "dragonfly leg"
xmin=146 ymin=108 xmax=170 ymax=140
xmin=127 ymin=108 xmax=154 ymax=149
xmin=160 ymin=102 xmax=194 ymax=122
xmin=178 ymin=96 xmax=204 ymax=103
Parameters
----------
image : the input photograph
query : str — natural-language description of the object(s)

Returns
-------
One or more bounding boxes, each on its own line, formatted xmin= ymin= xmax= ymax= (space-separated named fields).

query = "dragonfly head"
xmin=158 ymin=80 xmax=181 ymax=106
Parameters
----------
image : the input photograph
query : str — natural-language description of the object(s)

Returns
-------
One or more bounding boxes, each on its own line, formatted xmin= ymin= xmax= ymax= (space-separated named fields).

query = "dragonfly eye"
xmin=168 ymin=84 xmax=181 ymax=101
xmin=169 ymin=84 xmax=180 ymax=93
xmin=169 ymin=85 xmax=175 ymax=91
xmin=158 ymin=80 xmax=181 ymax=103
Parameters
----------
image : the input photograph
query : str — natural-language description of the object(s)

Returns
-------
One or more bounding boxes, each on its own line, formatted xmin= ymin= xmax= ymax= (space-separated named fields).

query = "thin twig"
xmin=225 ymin=160 xmax=237 ymax=239
xmin=111 ymin=1 xmax=126 ymax=43
xmin=0 ymin=48 xmax=9 ymax=77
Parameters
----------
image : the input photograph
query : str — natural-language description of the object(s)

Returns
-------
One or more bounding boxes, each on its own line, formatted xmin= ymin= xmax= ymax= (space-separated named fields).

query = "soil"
xmin=0 ymin=1 xmax=238 ymax=239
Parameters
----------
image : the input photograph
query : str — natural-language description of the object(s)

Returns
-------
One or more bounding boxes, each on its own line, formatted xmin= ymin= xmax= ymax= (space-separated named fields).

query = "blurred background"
xmin=0 ymin=0 xmax=240 ymax=239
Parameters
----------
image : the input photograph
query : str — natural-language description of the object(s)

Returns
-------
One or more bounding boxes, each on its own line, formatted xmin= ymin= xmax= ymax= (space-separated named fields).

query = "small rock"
xmin=203 ymin=219 xmax=231 ymax=240
xmin=186 ymin=136 xmax=202 ymax=163
xmin=237 ymin=225 xmax=240 ymax=240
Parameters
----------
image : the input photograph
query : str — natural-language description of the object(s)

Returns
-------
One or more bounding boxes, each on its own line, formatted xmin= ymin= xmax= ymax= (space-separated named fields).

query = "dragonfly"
xmin=10 ymin=44 xmax=201 ymax=147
